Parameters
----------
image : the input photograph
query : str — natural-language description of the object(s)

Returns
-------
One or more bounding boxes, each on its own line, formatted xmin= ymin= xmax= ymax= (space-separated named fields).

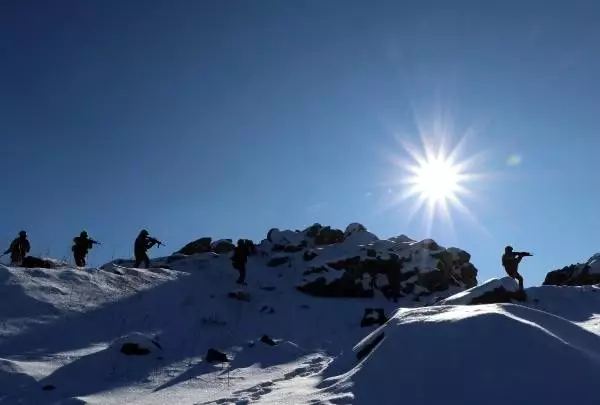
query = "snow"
xmin=326 ymin=303 xmax=600 ymax=404
xmin=1 ymin=235 xmax=600 ymax=404
xmin=437 ymin=277 xmax=519 ymax=306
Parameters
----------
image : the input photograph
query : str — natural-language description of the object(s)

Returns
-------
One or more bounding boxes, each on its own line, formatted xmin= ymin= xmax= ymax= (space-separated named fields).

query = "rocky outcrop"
xmin=314 ymin=226 xmax=344 ymax=245
xmin=297 ymin=275 xmax=374 ymax=298
xmin=176 ymin=237 xmax=212 ymax=255
xmin=211 ymin=239 xmax=235 ymax=254
xmin=360 ymin=308 xmax=388 ymax=327
xmin=297 ymin=238 xmax=479 ymax=301
xmin=543 ymin=254 xmax=600 ymax=286
xmin=171 ymin=222 xmax=480 ymax=302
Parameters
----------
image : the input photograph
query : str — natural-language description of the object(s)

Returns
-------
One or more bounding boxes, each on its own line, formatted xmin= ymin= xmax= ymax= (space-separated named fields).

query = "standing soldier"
xmin=72 ymin=231 xmax=100 ymax=267
xmin=3 ymin=230 xmax=30 ymax=266
xmin=501 ymin=245 xmax=532 ymax=291
xmin=231 ymin=239 xmax=249 ymax=285
xmin=134 ymin=229 xmax=162 ymax=268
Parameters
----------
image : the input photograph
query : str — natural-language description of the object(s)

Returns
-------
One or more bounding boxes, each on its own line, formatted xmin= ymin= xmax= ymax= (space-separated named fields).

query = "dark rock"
xmin=470 ymin=287 xmax=527 ymax=305
xmin=212 ymin=239 xmax=235 ymax=254
xmin=260 ymin=286 xmax=276 ymax=291
xmin=42 ymin=384 xmax=56 ymax=391
xmin=456 ymin=250 xmax=471 ymax=265
xmin=543 ymin=264 xmax=600 ymax=286
xmin=120 ymin=343 xmax=151 ymax=356
xmin=228 ymin=291 xmax=251 ymax=301
xmin=206 ymin=348 xmax=229 ymax=363
xmin=327 ymin=256 xmax=361 ymax=270
xmin=314 ymin=226 xmax=344 ymax=246
xmin=344 ymin=223 xmax=367 ymax=239
xmin=461 ymin=263 xmax=479 ymax=288
xmin=267 ymin=256 xmax=290 ymax=267
xmin=21 ymin=256 xmax=56 ymax=269
xmin=296 ymin=276 xmax=374 ymax=298
xmin=305 ymin=223 xmax=323 ymax=238
xmin=360 ymin=308 xmax=388 ymax=327
xmin=267 ymin=228 xmax=278 ymax=242
xmin=402 ymin=283 xmax=415 ymax=294
xmin=366 ymin=249 xmax=377 ymax=258
xmin=260 ymin=334 xmax=277 ymax=346
xmin=303 ymin=250 xmax=318 ymax=261
xmin=177 ymin=237 xmax=212 ymax=255
xmin=260 ymin=305 xmax=275 ymax=314
xmin=303 ymin=266 xmax=329 ymax=276
xmin=272 ymin=242 xmax=306 ymax=253
xmin=418 ymin=269 xmax=449 ymax=292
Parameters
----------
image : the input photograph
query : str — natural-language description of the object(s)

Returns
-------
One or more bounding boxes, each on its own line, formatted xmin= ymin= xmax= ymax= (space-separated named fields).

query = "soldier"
xmin=72 ymin=231 xmax=100 ymax=267
xmin=134 ymin=229 xmax=162 ymax=268
xmin=231 ymin=239 xmax=250 ymax=285
xmin=501 ymin=245 xmax=532 ymax=290
xmin=3 ymin=230 xmax=30 ymax=266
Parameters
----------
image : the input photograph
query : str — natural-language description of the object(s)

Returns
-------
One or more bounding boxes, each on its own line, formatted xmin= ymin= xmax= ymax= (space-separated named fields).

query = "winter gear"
xmin=502 ymin=248 xmax=532 ymax=290
xmin=232 ymin=239 xmax=250 ymax=284
xmin=134 ymin=230 xmax=162 ymax=268
xmin=72 ymin=232 xmax=100 ymax=267
xmin=4 ymin=232 xmax=30 ymax=265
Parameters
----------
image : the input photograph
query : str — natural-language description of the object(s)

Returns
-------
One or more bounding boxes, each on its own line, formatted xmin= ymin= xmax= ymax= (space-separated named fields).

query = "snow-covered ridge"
xmin=1 ymin=241 xmax=600 ymax=403
xmin=162 ymin=222 xmax=479 ymax=302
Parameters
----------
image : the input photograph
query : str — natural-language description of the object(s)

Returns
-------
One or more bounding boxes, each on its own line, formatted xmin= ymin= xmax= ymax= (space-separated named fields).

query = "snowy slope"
xmin=320 ymin=303 xmax=600 ymax=405
xmin=1 ymin=226 xmax=600 ymax=404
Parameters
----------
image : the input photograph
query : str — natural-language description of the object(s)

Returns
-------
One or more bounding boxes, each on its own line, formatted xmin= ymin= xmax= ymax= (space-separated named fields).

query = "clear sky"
xmin=1 ymin=0 xmax=599 ymax=286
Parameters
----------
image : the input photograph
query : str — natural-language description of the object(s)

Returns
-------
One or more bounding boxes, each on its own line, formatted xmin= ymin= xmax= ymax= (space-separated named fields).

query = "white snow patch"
xmin=437 ymin=277 xmax=519 ymax=306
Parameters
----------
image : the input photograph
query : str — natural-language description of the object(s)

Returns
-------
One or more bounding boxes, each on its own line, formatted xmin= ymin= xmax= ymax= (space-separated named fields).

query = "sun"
xmin=408 ymin=154 xmax=461 ymax=204
xmin=378 ymin=127 xmax=491 ymax=237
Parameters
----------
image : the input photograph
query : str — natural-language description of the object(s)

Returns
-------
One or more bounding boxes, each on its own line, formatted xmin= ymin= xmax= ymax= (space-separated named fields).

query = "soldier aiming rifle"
xmin=134 ymin=229 xmax=164 ymax=268
xmin=501 ymin=245 xmax=532 ymax=290
xmin=72 ymin=231 xmax=101 ymax=267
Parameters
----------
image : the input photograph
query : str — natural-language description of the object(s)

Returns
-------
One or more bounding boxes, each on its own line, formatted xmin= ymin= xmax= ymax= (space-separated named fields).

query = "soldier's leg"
xmin=515 ymin=272 xmax=524 ymax=290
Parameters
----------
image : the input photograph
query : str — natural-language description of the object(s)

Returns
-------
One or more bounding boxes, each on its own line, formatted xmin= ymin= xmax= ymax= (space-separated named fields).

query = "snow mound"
xmin=436 ymin=277 xmax=523 ymax=306
xmin=320 ymin=304 xmax=600 ymax=404
xmin=110 ymin=332 xmax=163 ymax=356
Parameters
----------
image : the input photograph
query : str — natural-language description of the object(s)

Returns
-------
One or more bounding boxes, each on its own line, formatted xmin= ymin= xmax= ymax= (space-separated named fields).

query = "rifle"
xmin=516 ymin=251 xmax=533 ymax=257
xmin=90 ymin=239 xmax=101 ymax=246
xmin=149 ymin=237 xmax=164 ymax=248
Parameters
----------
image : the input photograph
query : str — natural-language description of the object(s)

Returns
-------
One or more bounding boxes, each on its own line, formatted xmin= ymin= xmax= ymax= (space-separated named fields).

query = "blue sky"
xmin=1 ymin=0 xmax=599 ymax=286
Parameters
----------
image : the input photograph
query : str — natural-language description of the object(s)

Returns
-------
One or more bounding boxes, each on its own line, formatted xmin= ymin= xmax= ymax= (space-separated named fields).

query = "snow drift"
xmin=318 ymin=303 xmax=600 ymax=405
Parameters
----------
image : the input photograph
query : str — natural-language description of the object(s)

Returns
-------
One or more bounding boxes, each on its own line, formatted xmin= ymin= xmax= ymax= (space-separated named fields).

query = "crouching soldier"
xmin=3 ymin=230 xmax=30 ymax=266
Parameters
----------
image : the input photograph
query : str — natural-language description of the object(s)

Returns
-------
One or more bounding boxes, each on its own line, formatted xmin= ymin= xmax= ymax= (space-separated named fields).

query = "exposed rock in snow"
xmin=176 ymin=236 xmax=213 ymax=255
xmin=210 ymin=239 xmax=235 ymax=254
xmin=111 ymin=332 xmax=163 ymax=356
xmin=544 ymin=253 xmax=600 ymax=286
